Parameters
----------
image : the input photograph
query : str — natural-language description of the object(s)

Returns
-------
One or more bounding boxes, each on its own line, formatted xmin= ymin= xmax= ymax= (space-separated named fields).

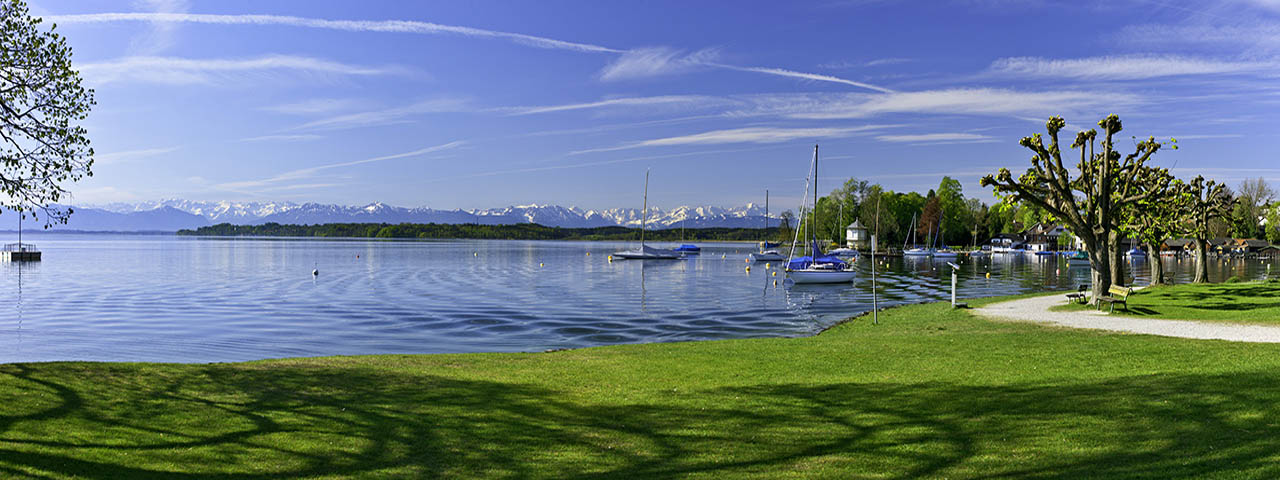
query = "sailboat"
xmin=902 ymin=213 xmax=932 ymax=257
xmin=612 ymin=170 xmax=680 ymax=260
xmin=751 ymin=189 xmax=785 ymax=261
xmin=786 ymin=145 xmax=856 ymax=284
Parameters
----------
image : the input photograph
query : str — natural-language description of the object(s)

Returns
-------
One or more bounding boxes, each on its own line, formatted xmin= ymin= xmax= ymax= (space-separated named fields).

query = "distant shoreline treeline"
xmin=177 ymin=222 xmax=787 ymax=242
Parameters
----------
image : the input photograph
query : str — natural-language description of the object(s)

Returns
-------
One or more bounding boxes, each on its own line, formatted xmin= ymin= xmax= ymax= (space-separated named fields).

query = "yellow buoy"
xmin=586 ymin=252 xmax=590 ymax=256
xmin=764 ymin=263 xmax=770 ymax=269
xmin=608 ymin=256 xmax=613 ymax=262
xmin=985 ymin=272 xmax=990 ymax=278
xmin=771 ymin=271 xmax=777 ymax=277
xmin=722 ymin=254 xmax=726 ymax=259
xmin=745 ymin=266 xmax=751 ymax=273
xmin=773 ymin=280 xmax=777 ymax=286
xmin=473 ymin=252 xmax=478 ymax=257
xmin=540 ymin=263 xmax=544 ymax=267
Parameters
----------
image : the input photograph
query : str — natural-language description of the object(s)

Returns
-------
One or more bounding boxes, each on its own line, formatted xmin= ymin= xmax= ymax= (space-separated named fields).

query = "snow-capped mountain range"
xmin=16 ymin=199 xmax=782 ymax=232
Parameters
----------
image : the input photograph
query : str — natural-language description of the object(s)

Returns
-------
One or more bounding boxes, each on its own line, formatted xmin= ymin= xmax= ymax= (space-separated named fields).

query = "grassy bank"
xmin=1054 ymin=281 xmax=1280 ymax=324
xmin=6 ymin=296 xmax=1280 ymax=478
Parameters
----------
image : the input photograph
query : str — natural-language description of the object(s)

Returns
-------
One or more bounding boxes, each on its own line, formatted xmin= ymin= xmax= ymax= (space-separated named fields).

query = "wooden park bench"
xmin=1065 ymin=284 xmax=1089 ymax=304
xmin=1096 ymin=285 xmax=1133 ymax=313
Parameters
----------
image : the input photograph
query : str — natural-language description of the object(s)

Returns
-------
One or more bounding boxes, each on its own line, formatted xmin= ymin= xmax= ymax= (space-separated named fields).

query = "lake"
xmin=1 ymin=233 xmax=1273 ymax=363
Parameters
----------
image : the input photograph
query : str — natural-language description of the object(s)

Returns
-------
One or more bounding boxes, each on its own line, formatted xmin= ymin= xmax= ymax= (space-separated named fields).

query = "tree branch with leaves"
xmin=0 ymin=0 xmax=95 ymax=226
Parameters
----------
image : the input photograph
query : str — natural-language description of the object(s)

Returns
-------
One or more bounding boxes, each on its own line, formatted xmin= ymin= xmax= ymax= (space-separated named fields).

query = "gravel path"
xmin=975 ymin=293 xmax=1280 ymax=343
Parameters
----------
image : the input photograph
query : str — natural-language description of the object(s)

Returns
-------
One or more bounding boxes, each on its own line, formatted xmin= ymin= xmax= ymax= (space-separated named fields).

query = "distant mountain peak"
xmin=55 ymin=199 xmax=779 ymax=232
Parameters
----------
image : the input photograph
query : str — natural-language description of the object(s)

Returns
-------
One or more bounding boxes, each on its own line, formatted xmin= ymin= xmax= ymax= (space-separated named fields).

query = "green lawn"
xmin=6 ymin=295 xmax=1280 ymax=478
xmin=1054 ymin=280 xmax=1280 ymax=324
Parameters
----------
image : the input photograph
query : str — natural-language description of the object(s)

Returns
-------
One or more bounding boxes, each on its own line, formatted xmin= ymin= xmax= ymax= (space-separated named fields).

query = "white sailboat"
xmin=751 ymin=189 xmax=786 ymax=262
xmin=902 ymin=213 xmax=932 ymax=257
xmin=612 ymin=170 xmax=680 ymax=260
xmin=786 ymin=145 xmax=856 ymax=284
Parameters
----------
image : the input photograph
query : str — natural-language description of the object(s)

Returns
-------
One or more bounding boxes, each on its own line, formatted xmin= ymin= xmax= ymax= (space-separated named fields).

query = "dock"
xmin=2 ymin=243 xmax=40 ymax=261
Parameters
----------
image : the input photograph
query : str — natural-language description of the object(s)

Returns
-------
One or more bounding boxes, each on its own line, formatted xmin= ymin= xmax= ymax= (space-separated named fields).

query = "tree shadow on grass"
xmin=2 ymin=363 xmax=1280 ymax=478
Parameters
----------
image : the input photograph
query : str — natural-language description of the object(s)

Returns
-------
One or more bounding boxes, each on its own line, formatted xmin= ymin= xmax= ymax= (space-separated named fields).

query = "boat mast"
xmin=812 ymin=144 xmax=818 ymax=255
xmin=641 ymin=169 xmax=649 ymax=248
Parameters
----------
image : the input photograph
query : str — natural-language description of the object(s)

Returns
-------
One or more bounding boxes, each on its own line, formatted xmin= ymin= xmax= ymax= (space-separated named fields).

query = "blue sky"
xmin=34 ymin=0 xmax=1280 ymax=210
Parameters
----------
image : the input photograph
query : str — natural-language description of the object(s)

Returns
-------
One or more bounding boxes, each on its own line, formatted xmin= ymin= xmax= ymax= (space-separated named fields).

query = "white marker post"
xmin=947 ymin=262 xmax=960 ymax=308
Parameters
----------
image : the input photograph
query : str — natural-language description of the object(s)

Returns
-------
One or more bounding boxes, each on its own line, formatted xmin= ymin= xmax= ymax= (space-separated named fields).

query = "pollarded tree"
xmin=1 ymin=0 xmax=95 ymax=225
xmin=1119 ymin=175 xmax=1189 ymax=286
xmin=981 ymin=115 xmax=1172 ymax=301
xmin=1186 ymin=176 xmax=1236 ymax=283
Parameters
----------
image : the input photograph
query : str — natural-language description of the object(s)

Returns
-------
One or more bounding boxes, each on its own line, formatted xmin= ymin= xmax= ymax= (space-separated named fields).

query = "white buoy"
xmin=312 ymin=262 xmax=319 ymax=277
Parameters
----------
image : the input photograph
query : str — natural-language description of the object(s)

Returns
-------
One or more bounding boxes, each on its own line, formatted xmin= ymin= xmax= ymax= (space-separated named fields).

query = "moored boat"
xmin=785 ymin=145 xmax=856 ymax=284
xmin=613 ymin=170 xmax=680 ymax=261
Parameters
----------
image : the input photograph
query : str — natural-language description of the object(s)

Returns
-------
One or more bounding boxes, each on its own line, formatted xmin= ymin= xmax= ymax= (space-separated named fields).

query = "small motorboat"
xmin=1127 ymin=248 xmax=1147 ymax=258
xmin=751 ymin=250 xmax=786 ymax=262
xmin=933 ymin=248 xmax=958 ymax=258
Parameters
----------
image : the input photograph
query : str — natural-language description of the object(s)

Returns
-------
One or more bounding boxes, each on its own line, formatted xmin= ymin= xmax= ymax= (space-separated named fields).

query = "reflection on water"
xmin=1 ymin=233 xmax=1274 ymax=363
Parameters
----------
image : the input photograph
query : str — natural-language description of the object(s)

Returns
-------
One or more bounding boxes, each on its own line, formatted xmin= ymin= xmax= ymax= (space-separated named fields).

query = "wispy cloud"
xmin=988 ymin=55 xmax=1277 ymax=80
xmin=128 ymin=0 xmax=189 ymax=55
xmin=289 ymin=98 xmax=470 ymax=131
xmin=78 ymin=55 xmax=398 ymax=86
xmin=50 ymin=12 xmax=898 ymax=92
xmin=1118 ymin=23 xmax=1280 ymax=55
xmin=875 ymin=133 xmax=994 ymax=143
xmin=503 ymin=95 xmax=727 ymax=116
xmin=47 ymin=12 xmax=622 ymax=54
xmin=572 ymin=125 xmax=890 ymax=154
xmin=597 ymin=47 xmax=717 ymax=81
xmin=94 ymin=146 xmax=179 ymax=164
xmin=758 ymin=88 xmax=1141 ymax=120
xmin=712 ymin=64 xmax=895 ymax=93
xmin=262 ymin=98 xmax=364 ymax=115
xmin=237 ymin=134 xmax=324 ymax=143
xmin=820 ymin=58 xmax=913 ymax=69
xmin=216 ymin=141 xmax=465 ymax=190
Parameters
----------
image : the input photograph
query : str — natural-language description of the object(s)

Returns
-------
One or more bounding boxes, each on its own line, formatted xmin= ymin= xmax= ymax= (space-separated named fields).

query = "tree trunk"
xmin=1087 ymin=240 xmax=1112 ymax=303
xmin=1147 ymin=242 xmax=1164 ymax=285
xmin=1109 ymin=232 xmax=1126 ymax=287
xmin=1193 ymin=237 xmax=1210 ymax=283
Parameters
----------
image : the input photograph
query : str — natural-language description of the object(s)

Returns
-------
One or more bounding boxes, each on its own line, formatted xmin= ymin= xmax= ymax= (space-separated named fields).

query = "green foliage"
xmin=0 ymin=0 xmax=95 ymax=226
xmin=1267 ymin=204 xmax=1280 ymax=244
xmin=936 ymin=176 xmax=969 ymax=244
xmin=1226 ymin=276 xmax=1244 ymax=283
xmin=179 ymin=222 xmax=782 ymax=242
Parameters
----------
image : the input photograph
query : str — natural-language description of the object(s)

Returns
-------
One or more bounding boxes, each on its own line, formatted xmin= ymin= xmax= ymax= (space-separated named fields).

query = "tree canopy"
xmin=0 ymin=0 xmax=95 ymax=225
